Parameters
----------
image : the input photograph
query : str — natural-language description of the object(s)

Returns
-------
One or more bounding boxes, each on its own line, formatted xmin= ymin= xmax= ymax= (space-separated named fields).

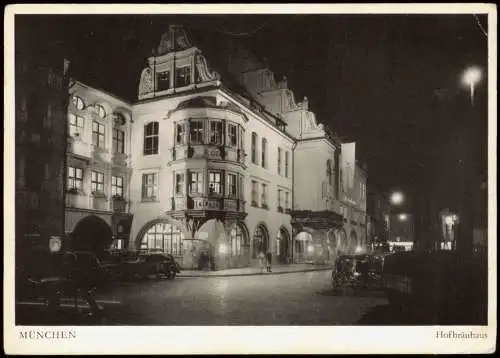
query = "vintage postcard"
xmin=4 ymin=3 xmax=497 ymax=355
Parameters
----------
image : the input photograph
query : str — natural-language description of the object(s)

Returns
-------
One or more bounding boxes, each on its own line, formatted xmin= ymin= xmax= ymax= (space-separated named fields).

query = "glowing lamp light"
xmin=355 ymin=246 xmax=363 ymax=254
xmin=219 ymin=244 xmax=227 ymax=254
xmin=390 ymin=191 xmax=404 ymax=205
xmin=399 ymin=213 xmax=408 ymax=221
xmin=461 ymin=66 xmax=482 ymax=104
xmin=307 ymin=245 xmax=314 ymax=253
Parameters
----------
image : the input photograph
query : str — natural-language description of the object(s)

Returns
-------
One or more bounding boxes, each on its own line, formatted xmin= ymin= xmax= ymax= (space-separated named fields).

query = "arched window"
xmin=252 ymin=225 xmax=268 ymax=258
xmin=71 ymin=95 xmax=85 ymax=110
xmin=251 ymin=132 xmax=258 ymax=164
xmin=140 ymin=222 xmax=184 ymax=255
xmin=144 ymin=122 xmax=159 ymax=155
xmin=96 ymin=104 xmax=106 ymax=119
xmin=230 ymin=224 xmax=246 ymax=257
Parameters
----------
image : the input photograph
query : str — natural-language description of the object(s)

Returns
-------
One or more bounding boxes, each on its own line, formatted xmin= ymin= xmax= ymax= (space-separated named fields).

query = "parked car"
xmin=102 ymin=249 xmax=181 ymax=281
xmin=331 ymin=253 xmax=385 ymax=291
xmin=16 ymin=250 xmax=108 ymax=316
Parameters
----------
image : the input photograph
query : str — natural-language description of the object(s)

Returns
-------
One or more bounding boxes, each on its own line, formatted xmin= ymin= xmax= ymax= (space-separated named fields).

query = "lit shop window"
xmin=144 ymin=122 xmax=159 ymax=155
xmin=142 ymin=173 xmax=158 ymax=201
xmin=141 ymin=222 xmax=184 ymax=255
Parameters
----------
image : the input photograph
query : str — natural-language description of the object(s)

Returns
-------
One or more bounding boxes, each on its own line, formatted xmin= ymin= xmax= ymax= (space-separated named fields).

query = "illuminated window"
xmin=71 ymin=95 xmax=85 ymax=110
xmin=67 ymin=167 xmax=83 ymax=190
xmin=141 ymin=222 xmax=184 ymax=255
xmin=113 ymin=129 xmax=125 ymax=153
xmin=277 ymin=147 xmax=282 ymax=175
xmin=144 ymin=122 xmax=159 ymax=155
xmin=228 ymin=123 xmax=237 ymax=147
xmin=230 ymin=225 xmax=245 ymax=257
xmin=111 ymin=176 xmax=123 ymax=197
xmin=175 ymin=173 xmax=185 ymax=195
xmin=175 ymin=66 xmax=191 ymax=87
xmin=208 ymin=171 xmax=222 ymax=195
xmin=91 ymin=171 xmax=105 ymax=194
xmin=227 ymin=173 xmax=237 ymax=197
xmin=142 ymin=173 xmax=158 ymax=201
xmin=96 ymin=104 xmax=106 ymax=118
xmin=261 ymin=183 xmax=268 ymax=207
xmin=261 ymin=138 xmax=267 ymax=168
xmin=92 ymin=121 xmax=105 ymax=147
xmin=209 ymin=120 xmax=223 ymax=145
xmin=157 ymin=71 xmax=170 ymax=91
xmin=175 ymin=122 xmax=186 ymax=145
xmin=251 ymin=132 xmax=258 ymax=164
xmin=189 ymin=171 xmax=203 ymax=194
xmin=68 ymin=113 xmax=84 ymax=137
xmin=189 ymin=120 xmax=204 ymax=144
xmin=251 ymin=180 xmax=258 ymax=206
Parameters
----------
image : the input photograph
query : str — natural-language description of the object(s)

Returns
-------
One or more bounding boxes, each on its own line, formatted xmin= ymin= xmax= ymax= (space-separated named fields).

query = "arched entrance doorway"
xmin=335 ymin=228 xmax=348 ymax=254
xmin=71 ymin=215 xmax=113 ymax=256
xmin=349 ymin=230 xmax=358 ymax=253
xmin=252 ymin=224 xmax=269 ymax=258
xmin=294 ymin=231 xmax=313 ymax=263
xmin=276 ymin=227 xmax=290 ymax=264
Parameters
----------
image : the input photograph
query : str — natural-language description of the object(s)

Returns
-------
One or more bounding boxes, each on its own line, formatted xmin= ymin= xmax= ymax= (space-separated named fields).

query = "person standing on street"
xmin=266 ymin=251 xmax=272 ymax=273
xmin=258 ymin=251 xmax=265 ymax=273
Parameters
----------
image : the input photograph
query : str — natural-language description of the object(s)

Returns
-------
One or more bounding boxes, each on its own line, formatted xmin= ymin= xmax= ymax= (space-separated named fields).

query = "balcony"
xmin=111 ymin=196 xmax=128 ymax=212
xmin=92 ymin=146 xmax=112 ymax=163
xmin=170 ymin=145 xmax=246 ymax=166
xmin=66 ymin=191 xmax=89 ymax=208
xmin=91 ymin=194 xmax=108 ymax=211
xmin=170 ymin=195 xmax=245 ymax=213
xmin=112 ymin=152 xmax=129 ymax=167
xmin=67 ymin=136 xmax=92 ymax=159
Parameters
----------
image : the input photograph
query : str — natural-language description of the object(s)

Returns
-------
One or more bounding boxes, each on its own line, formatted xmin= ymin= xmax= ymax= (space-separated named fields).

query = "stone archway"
xmin=252 ymin=223 xmax=269 ymax=259
xmin=349 ymin=230 xmax=358 ymax=253
xmin=335 ymin=228 xmax=349 ymax=254
xmin=71 ymin=215 xmax=113 ymax=257
xmin=276 ymin=227 xmax=291 ymax=264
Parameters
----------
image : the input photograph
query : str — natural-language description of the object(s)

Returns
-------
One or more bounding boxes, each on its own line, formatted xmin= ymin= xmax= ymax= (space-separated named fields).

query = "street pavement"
xmin=16 ymin=270 xmax=394 ymax=326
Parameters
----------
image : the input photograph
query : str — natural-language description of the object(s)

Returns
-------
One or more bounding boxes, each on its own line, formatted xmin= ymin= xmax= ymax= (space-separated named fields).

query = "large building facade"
xmin=55 ymin=25 xmax=369 ymax=269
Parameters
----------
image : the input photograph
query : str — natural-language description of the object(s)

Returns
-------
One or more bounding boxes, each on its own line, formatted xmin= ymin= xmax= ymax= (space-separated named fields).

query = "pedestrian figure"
xmin=258 ymin=251 xmax=265 ymax=273
xmin=266 ymin=251 xmax=272 ymax=272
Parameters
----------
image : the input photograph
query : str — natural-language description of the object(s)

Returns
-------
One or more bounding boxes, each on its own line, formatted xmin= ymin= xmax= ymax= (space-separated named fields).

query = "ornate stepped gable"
xmin=138 ymin=25 xmax=221 ymax=100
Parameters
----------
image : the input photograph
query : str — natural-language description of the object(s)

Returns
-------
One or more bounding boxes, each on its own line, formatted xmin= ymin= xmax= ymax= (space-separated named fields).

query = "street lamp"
xmin=398 ymin=213 xmax=408 ymax=221
xmin=461 ymin=66 xmax=482 ymax=106
xmin=390 ymin=191 xmax=404 ymax=206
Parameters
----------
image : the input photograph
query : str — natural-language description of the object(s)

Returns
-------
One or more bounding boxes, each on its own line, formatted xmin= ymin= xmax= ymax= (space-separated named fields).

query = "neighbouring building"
xmin=15 ymin=49 xmax=69 ymax=261
xmin=366 ymin=186 xmax=391 ymax=247
xmin=65 ymin=81 xmax=133 ymax=255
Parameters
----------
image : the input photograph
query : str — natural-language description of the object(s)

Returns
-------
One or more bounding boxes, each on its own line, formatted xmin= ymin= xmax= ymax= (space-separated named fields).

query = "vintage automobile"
xmin=331 ymin=253 xmax=385 ymax=291
xmin=16 ymin=250 xmax=109 ymax=316
xmin=101 ymin=249 xmax=181 ymax=281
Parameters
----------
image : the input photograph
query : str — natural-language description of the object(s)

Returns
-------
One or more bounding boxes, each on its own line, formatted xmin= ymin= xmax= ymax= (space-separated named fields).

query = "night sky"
xmin=15 ymin=14 xmax=488 ymax=208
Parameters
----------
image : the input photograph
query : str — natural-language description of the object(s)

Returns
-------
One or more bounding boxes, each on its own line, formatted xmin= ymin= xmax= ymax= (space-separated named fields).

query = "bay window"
xmin=189 ymin=171 xmax=203 ymax=194
xmin=208 ymin=171 xmax=222 ymax=195
xmin=228 ymin=123 xmax=237 ymax=147
xmin=176 ymin=122 xmax=186 ymax=145
xmin=189 ymin=120 xmax=204 ymax=144
xmin=175 ymin=173 xmax=185 ymax=195
xmin=111 ymin=175 xmax=124 ymax=197
xmin=91 ymin=171 xmax=105 ymax=194
xmin=209 ymin=120 xmax=223 ymax=145
xmin=227 ymin=173 xmax=237 ymax=197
